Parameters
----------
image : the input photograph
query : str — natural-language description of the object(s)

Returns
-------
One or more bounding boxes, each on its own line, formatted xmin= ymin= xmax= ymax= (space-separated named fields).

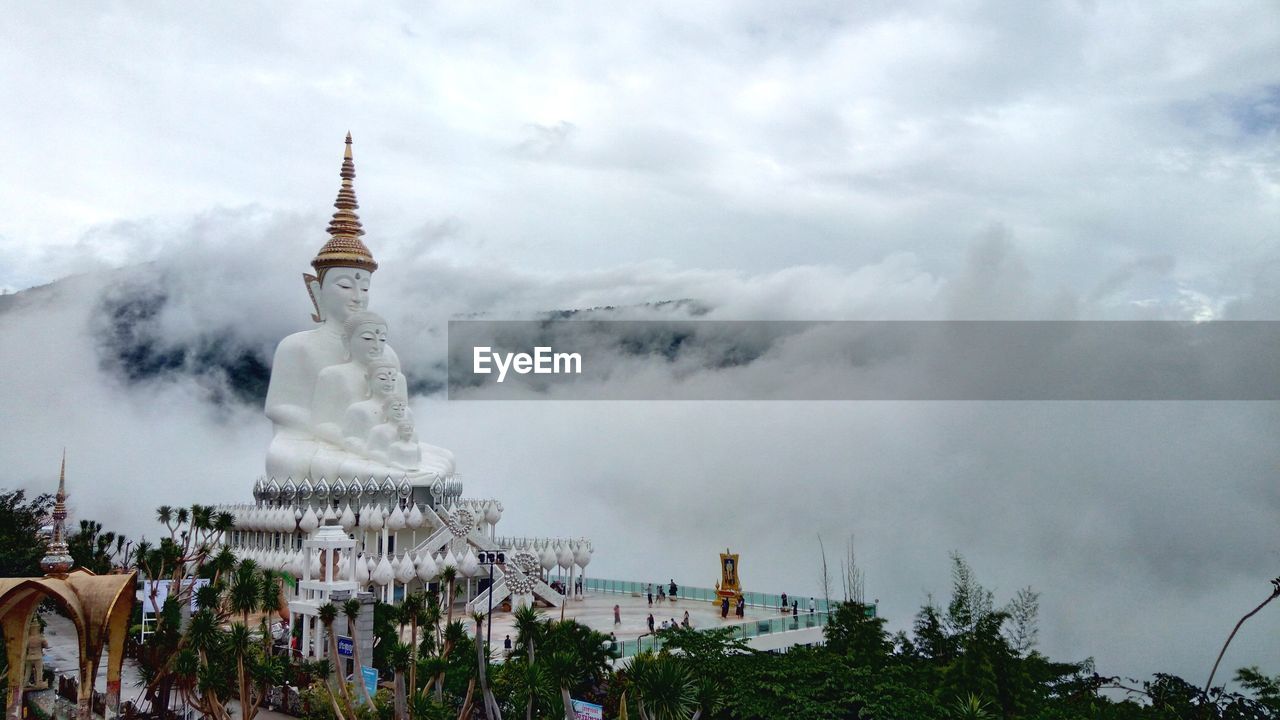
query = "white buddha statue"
xmin=367 ymin=399 xmax=413 ymax=461
xmin=387 ymin=422 xmax=422 ymax=471
xmin=312 ymin=311 xmax=399 ymax=437
xmin=366 ymin=402 xmax=442 ymax=473
xmin=340 ymin=356 xmax=400 ymax=449
xmin=264 ymin=133 xmax=454 ymax=482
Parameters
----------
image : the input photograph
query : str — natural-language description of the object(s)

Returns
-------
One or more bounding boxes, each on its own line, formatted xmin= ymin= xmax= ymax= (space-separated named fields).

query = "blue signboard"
xmin=361 ymin=667 xmax=378 ymax=700
xmin=337 ymin=635 xmax=354 ymax=658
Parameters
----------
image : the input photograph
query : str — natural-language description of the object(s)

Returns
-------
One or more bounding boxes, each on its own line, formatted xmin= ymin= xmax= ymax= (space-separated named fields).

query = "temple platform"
xmin=463 ymin=586 xmax=832 ymax=662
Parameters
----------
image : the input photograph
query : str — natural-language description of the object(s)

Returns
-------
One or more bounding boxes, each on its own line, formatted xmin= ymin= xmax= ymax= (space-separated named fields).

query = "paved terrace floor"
xmin=464 ymin=589 xmax=803 ymax=647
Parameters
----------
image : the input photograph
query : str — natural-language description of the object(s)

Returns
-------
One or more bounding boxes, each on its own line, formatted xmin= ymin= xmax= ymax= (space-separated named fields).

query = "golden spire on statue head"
xmin=311 ymin=132 xmax=378 ymax=277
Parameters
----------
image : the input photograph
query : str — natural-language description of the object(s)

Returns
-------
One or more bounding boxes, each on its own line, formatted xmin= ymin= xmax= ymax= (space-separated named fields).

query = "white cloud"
xmin=1 ymin=0 xmax=1278 ymax=689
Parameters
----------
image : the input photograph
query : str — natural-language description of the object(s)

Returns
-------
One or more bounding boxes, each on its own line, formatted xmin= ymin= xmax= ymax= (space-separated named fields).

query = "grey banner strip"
xmin=446 ymin=320 xmax=1280 ymax=400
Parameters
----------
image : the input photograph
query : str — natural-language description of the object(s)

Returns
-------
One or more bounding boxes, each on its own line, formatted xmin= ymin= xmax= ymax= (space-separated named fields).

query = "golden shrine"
xmin=714 ymin=548 xmax=742 ymax=604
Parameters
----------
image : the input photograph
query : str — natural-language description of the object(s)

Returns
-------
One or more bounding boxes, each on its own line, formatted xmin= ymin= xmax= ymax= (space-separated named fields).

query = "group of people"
xmin=645 ymin=579 xmax=679 ymax=606
xmin=778 ymin=593 xmax=818 ymax=615
xmin=646 ymin=611 xmax=692 ymax=634
xmin=720 ymin=595 xmax=746 ymax=619
xmin=550 ymin=577 xmax=586 ymax=600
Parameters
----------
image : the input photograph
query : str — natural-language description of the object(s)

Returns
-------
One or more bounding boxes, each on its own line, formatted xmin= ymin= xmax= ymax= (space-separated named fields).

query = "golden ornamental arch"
xmin=0 ymin=570 xmax=136 ymax=720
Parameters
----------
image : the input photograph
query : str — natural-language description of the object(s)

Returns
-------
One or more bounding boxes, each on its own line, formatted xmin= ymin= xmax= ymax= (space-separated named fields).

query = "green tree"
xmin=400 ymin=592 xmax=425 ymax=698
xmin=1003 ymin=586 xmax=1040 ymax=656
xmin=472 ymin=611 xmax=503 ymax=720
xmin=132 ymin=503 xmax=237 ymax=715
xmin=946 ymin=552 xmax=994 ymax=637
xmin=823 ymin=600 xmax=891 ymax=666
xmin=501 ymin=659 xmax=556 ymax=720
xmin=1236 ymin=666 xmax=1280 ymax=715
xmin=0 ymin=489 xmax=52 ymax=577
xmin=342 ymin=598 xmax=375 ymax=706
xmin=626 ymin=651 xmax=699 ymax=720
xmin=228 ymin=559 xmax=263 ymax=625
xmin=388 ymin=641 xmax=410 ymax=720
xmin=67 ymin=519 xmax=129 ymax=574
xmin=912 ymin=599 xmax=958 ymax=664
xmin=319 ymin=602 xmax=356 ymax=718
xmin=546 ymin=650 xmax=583 ymax=720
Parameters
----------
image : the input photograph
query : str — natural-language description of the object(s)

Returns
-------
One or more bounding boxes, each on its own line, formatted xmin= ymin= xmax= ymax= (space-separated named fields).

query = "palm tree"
xmin=342 ymin=597 xmax=375 ymax=707
xmin=229 ymin=560 xmax=263 ymax=626
xmin=227 ymin=620 xmax=264 ymax=717
xmin=208 ymin=546 xmax=238 ymax=587
xmin=319 ymin=602 xmax=356 ymax=718
xmin=252 ymin=644 xmax=288 ymax=719
xmin=512 ymin=605 xmax=543 ymax=664
xmin=440 ymin=565 xmax=460 ymax=634
xmin=416 ymin=655 xmax=447 ymax=704
xmin=311 ymin=659 xmax=347 ymax=720
xmin=511 ymin=605 xmax=545 ymax=720
xmin=171 ymin=648 xmax=201 ymax=719
xmin=472 ymin=611 xmax=503 ymax=720
xmin=545 ymin=620 xmax=612 ymax=689
xmin=627 ymin=652 xmax=699 ymax=720
xmin=545 ymin=650 xmax=583 ymax=720
xmin=186 ymin=609 xmax=228 ymax=718
xmin=432 ymin=620 xmax=468 ymax=701
xmin=421 ymin=597 xmax=443 ymax=658
xmin=507 ymin=661 xmax=556 ymax=720
xmin=260 ymin=568 xmax=283 ymax=626
xmin=950 ymin=693 xmax=997 ymax=720
xmin=156 ymin=505 xmax=174 ymax=531
xmin=388 ymin=641 xmax=411 ymax=720
xmin=401 ymin=592 xmax=425 ymax=698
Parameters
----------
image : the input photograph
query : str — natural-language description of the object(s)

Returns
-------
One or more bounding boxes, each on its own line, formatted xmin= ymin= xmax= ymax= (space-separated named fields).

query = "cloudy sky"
xmin=1 ymin=0 xmax=1279 ymax=687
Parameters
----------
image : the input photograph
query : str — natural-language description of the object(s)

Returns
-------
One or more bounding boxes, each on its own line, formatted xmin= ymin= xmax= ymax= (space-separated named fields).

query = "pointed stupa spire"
xmin=41 ymin=450 xmax=74 ymax=575
xmin=57 ymin=449 xmax=66 ymax=499
xmin=311 ymin=132 xmax=378 ymax=276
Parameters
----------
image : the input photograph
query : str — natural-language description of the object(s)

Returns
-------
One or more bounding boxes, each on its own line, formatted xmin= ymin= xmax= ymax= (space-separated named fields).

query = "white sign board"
xmin=138 ymin=578 xmax=210 ymax=614
xmin=570 ymin=699 xmax=603 ymax=720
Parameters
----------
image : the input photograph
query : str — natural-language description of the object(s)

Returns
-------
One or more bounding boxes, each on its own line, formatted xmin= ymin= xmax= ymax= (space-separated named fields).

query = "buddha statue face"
xmin=348 ymin=321 xmax=388 ymax=363
xmin=370 ymin=365 xmax=398 ymax=398
xmin=387 ymin=400 xmax=410 ymax=423
xmin=397 ymin=422 xmax=414 ymax=442
xmin=307 ymin=267 xmax=371 ymax=324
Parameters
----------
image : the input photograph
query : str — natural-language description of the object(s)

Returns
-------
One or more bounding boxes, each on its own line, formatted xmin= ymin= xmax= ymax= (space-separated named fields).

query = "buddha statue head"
xmin=385 ymin=399 xmax=412 ymax=425
xmin=367 ymin=357 xmax=399 ymax=399
xmin=396 ymin=421 xmax=416 ymax=443
xmin=343 ymin=311 xmax=389 ymax=365
xmin=304 ymin=133 xmax=379 ymax=323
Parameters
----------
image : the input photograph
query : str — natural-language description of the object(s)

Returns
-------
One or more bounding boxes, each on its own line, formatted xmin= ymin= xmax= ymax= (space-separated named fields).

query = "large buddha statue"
xmin=264 ymin=134 xmax=454 ymax=482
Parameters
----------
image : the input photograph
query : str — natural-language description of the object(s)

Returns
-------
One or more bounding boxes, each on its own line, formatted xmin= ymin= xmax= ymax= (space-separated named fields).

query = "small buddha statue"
xmin=366 ymin=399 xmax=413 ymax=462
xmin=387 ymin=422 xmax=422 ymax=471
xmin=340 ymin=357 xmax=400 ymax=451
